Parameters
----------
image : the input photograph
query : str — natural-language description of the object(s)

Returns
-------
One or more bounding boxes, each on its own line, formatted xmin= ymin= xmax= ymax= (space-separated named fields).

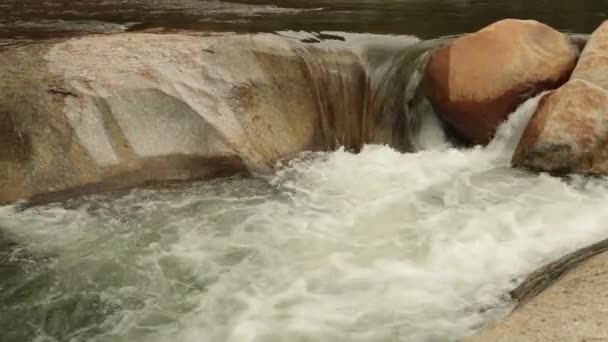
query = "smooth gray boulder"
xmin=0 ymin=31 xmax=422 ymax=203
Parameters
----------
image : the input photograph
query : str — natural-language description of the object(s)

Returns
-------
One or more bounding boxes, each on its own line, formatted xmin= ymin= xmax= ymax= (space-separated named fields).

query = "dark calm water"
xmin=1 ymin=0 xmax=607 ymax=43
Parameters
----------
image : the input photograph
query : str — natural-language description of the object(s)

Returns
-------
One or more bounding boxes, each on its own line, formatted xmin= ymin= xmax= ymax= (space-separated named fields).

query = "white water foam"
xmin=2 ymin=95 xmax=608 ymax=342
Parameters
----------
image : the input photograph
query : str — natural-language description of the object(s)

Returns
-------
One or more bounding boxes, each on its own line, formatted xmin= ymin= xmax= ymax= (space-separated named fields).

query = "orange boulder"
xmin=572 ymin=21 xmax=608 ymax=89
xmin=512 ymin=79 xmax=608 ymax=174
xmin=513 ymin=21 xmax=608 ymax=175
xmin=424 ymin=19 xmax=578 ymax=145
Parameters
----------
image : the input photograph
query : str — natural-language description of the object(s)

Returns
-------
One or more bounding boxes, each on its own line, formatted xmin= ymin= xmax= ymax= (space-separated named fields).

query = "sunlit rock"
xmin=0 ymin=32 xmax=424 ymax=204
xmin=424 ymin=19 xmax=578 ymax=145
xmin=512 ymin=80 xmax=608 ymax=174
xmin=571 ymin=21 xmax=608 ymax=89
xmin=513 ymin=21 xmax=608 ymax=175
xmin=467 ymin=239 xmax=608 ymax=342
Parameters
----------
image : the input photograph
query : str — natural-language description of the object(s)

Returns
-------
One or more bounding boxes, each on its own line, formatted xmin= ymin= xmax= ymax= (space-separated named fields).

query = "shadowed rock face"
xmin=0 ymin=32 xmax=429 ymax=204
xmin=0 ymin=112 xmax=32 ymax=163
xmin=424 ymin=19 xmax=578 ymax=145
xmin=513 ymin=21 xmax=608 ymax=175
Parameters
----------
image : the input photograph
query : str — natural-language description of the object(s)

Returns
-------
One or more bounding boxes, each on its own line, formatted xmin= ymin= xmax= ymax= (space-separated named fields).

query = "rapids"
xmin=2 ymin=94 xmax=608 ymax=342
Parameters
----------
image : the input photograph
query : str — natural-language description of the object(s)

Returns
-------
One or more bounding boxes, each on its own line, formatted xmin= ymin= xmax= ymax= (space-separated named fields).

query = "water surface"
xmin=3 ymin=98 xmax=608 ymax=342
xmin=3 ymin=2 xmax=608 ymax=341
xmin=2 ymin=0 xmax=607 ymax=44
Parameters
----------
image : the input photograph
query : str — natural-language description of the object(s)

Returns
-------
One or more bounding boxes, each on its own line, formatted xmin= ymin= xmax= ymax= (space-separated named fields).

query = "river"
xmin=1 ymin=0 xmax=607 ymax=43
xmin=3 ymin=95 xmax=608 ymax=341
xmin=2 ymin=1 xmax=608 ymax=342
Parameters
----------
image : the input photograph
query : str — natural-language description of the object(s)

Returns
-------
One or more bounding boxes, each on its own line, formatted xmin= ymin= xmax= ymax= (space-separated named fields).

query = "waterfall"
xmin=286 ymin=31 xmax=452 ymax=154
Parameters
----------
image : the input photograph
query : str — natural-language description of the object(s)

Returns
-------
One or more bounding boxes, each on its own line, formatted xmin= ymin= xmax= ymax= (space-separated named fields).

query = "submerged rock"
xmin=467 ymin=239 xmax=608 ymax=342
xmin=0 ymin=32 xmax=424 ymax=204
xmin=513 ymin=21 xmax=608 ymax=174
xmin=424 ymin=19 xmax=578 ymax=145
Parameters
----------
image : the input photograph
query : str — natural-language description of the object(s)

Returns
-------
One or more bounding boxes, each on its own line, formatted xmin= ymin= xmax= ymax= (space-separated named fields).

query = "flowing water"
xmin=3 ymin=96 xmax=608 ymax=342
xmin=3 ymin=1 xmax=608 ymax=341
